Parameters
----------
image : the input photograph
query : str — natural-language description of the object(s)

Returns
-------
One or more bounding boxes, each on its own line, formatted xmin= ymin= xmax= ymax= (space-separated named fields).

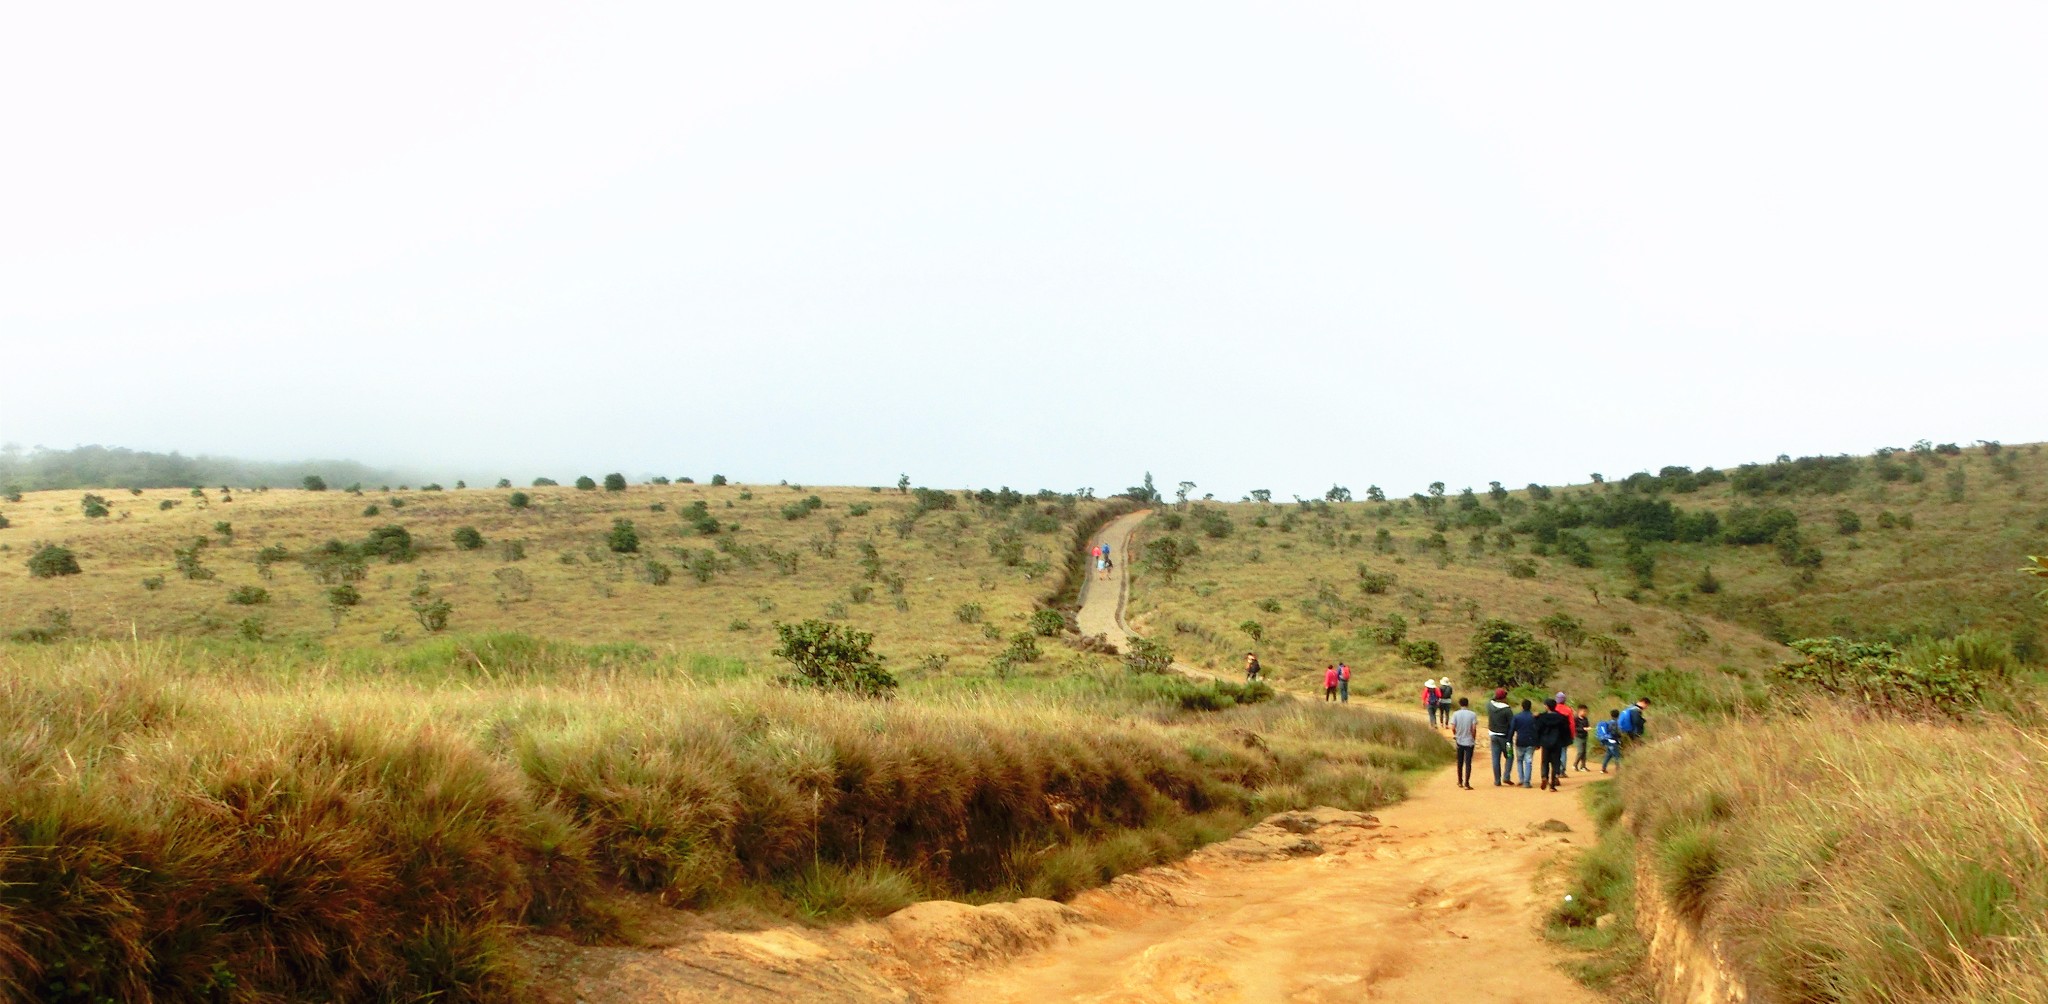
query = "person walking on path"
xmin=1534 ymin=699 xmax=1571 ymax=791
xmin=1618 ymin=698 xmax=1649 ymax=748
xmin=1450 ymin=697 xmax=1479 ymax=789
xmin=1423 ymin=679 xmax=1441 ymax=726
xmin=1323 ymin=665 xmax=1340 ymax=702
xmin=1436 ymin=677 xmax=1454 ymax=713
xmin=1596 ymin=710 xmax=1624 ymax=772
xmin=1244 ymin=652 xmax=1262 ymax=683
xmin=1336 ymin=662 xmax=1351 ymax=703
xmin=1572 ymin=704 xmax=1593 ymax=772
xmin=1509 ymin=699 xmax=1537 ymax=787
xmin=1487 ymin=688 xmax=1515 ymax=787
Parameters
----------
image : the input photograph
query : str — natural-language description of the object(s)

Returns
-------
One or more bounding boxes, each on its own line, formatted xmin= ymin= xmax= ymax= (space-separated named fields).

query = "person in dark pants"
xmin=1572 ymin=704 xmax=1593 ymax=772
xmin=1618 ymin=698 xmax=1650 ymax=750
xmin=1487 ymin=687 xmax=1515 ymax=786
xmin=1533 ymin=698 xmax=1572 ymax=791
xmin=1449 ymin=697 xmax=1478 ymax=789
xmin=1597 ymin=710 xmax=1624 ymax=772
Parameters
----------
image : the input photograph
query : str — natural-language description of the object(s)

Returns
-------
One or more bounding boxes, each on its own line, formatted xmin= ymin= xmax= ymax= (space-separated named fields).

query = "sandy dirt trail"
xmin=532 ymin=510 xmax=1599 ymax=1003
xmin=944 ymin=513 xmax=1601 ymax=1003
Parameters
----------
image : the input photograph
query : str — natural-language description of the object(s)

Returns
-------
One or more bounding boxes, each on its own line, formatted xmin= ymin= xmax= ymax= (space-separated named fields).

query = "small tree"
xmin=1326 ymin=484 xmax=1352 ymax=503
xmin=532 ymin=477 xmax=559 ymax=487
xmin=27 ymin=544 xmax=81 ymax=578
xmin=711 ymin=474 xmax=729 ymax=487
xmin=508 ymin=491 xmax=531 ymax=510
xmin=773 ymin=619 xmax=896 ymax=697
xmin=1538 ymin=612 xmax=1587 ymax=656
xmin=1238 ymin=619 xmax=1263 ymax=642
xmin=80 ymin=493 xmax=110 ymax=519
xmin=607 ymin=518 xmax=640 ymax=553
xmin=1588 ymin=634 xmax=1629 ymax=684
xmin=303 ymin=475 xmax=328 ymax=492
xmin=1126 ymin=472 xmax=1162 ymax=504
xmin=603 ymin=473 xmax=627 ymax=492
xmin=571 ymin=476 xmax=594 ymax=491
xmin=1143 ymin=535 xmax=1193 ymax=585
xmin=1028 ymin=608 xmax=1066 ymax=637
xmin=452 ymin=526 xmax=485 ymax=551
xmin=1366 ymin=485 xmax=1386 ymax=503
xmin=495 ymin=478 xmax=512 ymax=489
xmin=1463 ymin=618 xmax=1554 ymax=689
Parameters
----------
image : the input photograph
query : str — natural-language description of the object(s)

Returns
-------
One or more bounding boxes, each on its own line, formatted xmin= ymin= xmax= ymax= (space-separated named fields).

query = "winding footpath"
xmin=946 ymin=509 xmax=1603 ymax=1003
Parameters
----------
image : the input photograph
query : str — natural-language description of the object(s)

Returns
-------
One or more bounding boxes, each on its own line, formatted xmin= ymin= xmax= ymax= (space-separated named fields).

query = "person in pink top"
xmin=1322 ymin=665 xmax=1340 ymax=702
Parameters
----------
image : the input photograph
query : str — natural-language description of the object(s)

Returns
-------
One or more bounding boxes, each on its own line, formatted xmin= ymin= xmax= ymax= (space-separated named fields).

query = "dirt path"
xmin=956 ymin=510 xmax=1602 ymax=1003
xmin=532 ymin=510 xmax=1601 ymax=1003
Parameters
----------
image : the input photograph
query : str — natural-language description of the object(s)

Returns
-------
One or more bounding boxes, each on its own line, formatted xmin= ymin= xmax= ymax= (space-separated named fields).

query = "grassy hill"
xmin=0 ymin=480 xmax=1103 ymax=671
xmin=1121 ymin=440 xmax=2046 ymax=712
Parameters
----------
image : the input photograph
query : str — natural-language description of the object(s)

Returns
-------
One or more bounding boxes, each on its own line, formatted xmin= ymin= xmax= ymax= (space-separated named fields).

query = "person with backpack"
xmin=1534 ymin=698 xmax=1572 ymax=791
xmin=1596 ymin=710 xmax=1624 ymax=772
xmin=1323 ymin=665 xmax=1340 ymax=702
xmin=1487 ymin=688 xmax=1516 ymax=786
xmin=1436 ymin=677 xmax=1453 ymax=712
xmin=1509 ymin=699 xmax=1537 ymax=787
xmin=1423 ymin=679 xmax=1441 ymax=725
xmin=1244 ymin=652 xmax=1262 ymax=683
xmin=1337 ymin=662 xmax=1352 ymax=703
xmin=1572 ymin=704 xmax=1593 ymax=772
xmin=1450 ymin=697 xmax=1479 ymax=789
xmin=1618 ymin=698 xmax=1649 ymax=746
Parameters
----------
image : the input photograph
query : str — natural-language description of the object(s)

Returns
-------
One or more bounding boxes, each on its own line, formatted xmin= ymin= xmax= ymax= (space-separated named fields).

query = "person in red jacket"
xmin=1323 ymin=664 xmax=1340 ymax=701
xmin=1423 ymin=679 xmax=1441 ymax=725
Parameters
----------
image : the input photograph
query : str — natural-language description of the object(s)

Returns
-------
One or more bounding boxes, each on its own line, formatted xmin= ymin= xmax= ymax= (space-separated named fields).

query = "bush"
xmin=80 ymin=493 xmax=111 ymax=518
xmin=532 ymin=477 xmax=558 ymax=487
xmin=1238 ymin=620 xmax=1263 ymax=642
xmin=954 ymin=602 xmax=984 ymax=624
xmin=363 ymin=525 xmax=415 ymax=562
xmin=1028 ymin=609 xmax=1066 ymax=637
xmin=1506 ymin=557 xmax=1537 ymax=579
xmin=773 ymin=619 xmax=897 ymax=696
xmin=1401 ymin=639 xmax=1443 ymax=669
xmin=1122 ymin=636 xmax=1175 ymax=674
xmin=328 ymin=584 xmax=361 ymax=608
xmin=303 ymin=475 xmax=327 ymax=491
xmin=1835 ymin=509 xmax=1862 ymax=535
xmin=508 ymin=491 xmax=531 ymax=510
xmin=140 ymin=575 xmax=165 ymax=591
xmin=227 ymin=585 xmax=270 ymax=606
xmin=27 ymin=544 xmax=81 ymax=578
xmin=711 ymin=474 xmax=728 ymax=486
xmin=607 ymin=519 xmax=640 ymax=554
xmin=1255 ymin=598 xmax=1282 ymax=614
xmin=157 ymin=499 xmax=177 ymax=511
xmin=641 ymin=560 xmax=673 ymax=585
xmin=362 ymin=504 xmax=382 ymax=517
xmin=1357 ymin=567 xmax=1396 ymax=594
xmin=452 ymin=526 xmax=485 ymax=551
xmin=1696 ymin=567 xmax=1721 ymax=594
xmin=574 ymin=476 xmax=597 ymax=491
xmin=1367 ymin=614 xmax=1408 ymax=645
xmin=1463 ymin=618 xmax=1554 ymax=689
xmin=1776 ymin=636 xmax=2012 ymax=715
xmin=602 ymin=473 xmax=627 ymax=492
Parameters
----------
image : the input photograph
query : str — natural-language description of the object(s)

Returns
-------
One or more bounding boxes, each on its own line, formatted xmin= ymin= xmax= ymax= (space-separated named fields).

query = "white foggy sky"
xmin=2 ymin=3 xmax=2044 ymax=497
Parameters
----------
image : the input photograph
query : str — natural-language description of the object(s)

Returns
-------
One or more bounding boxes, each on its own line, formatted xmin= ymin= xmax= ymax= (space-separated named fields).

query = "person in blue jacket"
xmin=1618 ymin=698 xmax=1649 ymax=746
xmin=1509 ymin=699 xmax=1538 ymax=788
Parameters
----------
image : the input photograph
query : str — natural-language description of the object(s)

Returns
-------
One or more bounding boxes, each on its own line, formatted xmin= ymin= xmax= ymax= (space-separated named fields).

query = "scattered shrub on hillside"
xmin=1142 ymin=536 xmax=1195 ymax=585
xmin=26 ymin=540 xmax=79 ymax=581
xmin=140 ymin=574 xmax=165 ymax=591
xmin=452 ymin=526 xmax=485 ymax=551
xmin=1721 ymin=505 xmax=1800 ymax=546
xmin=1588 ymin=635 xmax=1628 ymax=684
xmin=606 ymin=519 xmax=640 ymax=554
xmin=1463 ymin=618 xmax=1554 ymax=689
xmin=1357 ymin=566 xmax=1396 ymax=594
xmin=710 ymin=474 xmax=728 ymax=486
xmin=1695 ymin=567 xmax=1721 ymax=594
xmin=79 ymin=492 xmax=111 ymax=518
xmin=1238 ymin=619 xmax=1263 ymax=642
xmin=498 ymin=540 xmax=527 ymax=562
xmin=173 ymin=540 xmax=213 ymax=580
xmin=1123 ymin=636 xmax=1175 ymax=674
xmin=954 ymin=602 xmax=984 ymax=624
xmin=1402 ymin=639 xmax=1443 ymax=669
xmin=508 ymin=491 xmax=531 ymax=510
xmin=641 ymin=560 xmax=672 ymax=585
xmin=302 ymin=475 xmax=327 ymax=491
xmin=602 ymin=473 xmax=627 ymax=492
xmin=1539 ymin=612 xmax=1587 ymax=655
xmin=155 ymin=499 xmax=177 ymax=511
xmin=1028 ymin=609 xmax=1066 ymax=637
xmin=1730 ymin=454 xmax=1860 ymax=495
xmin=531 ymin=477 xmax=558 ymax=487
xmin=1556 ymin=531 xmax=1595 ymax=568
xmin=327 ymin=583 xmax=361 ymax=609
xmin=1506 ymin=557 xmax=1538 ymax=579
xmin=573 ymin=476 xmax=596 ymax=491
xmin=848 ymin=502 xmax=873 ymax=517
xmin=1945 ymin=466 xmax=1968 ymax=503
xmin=1776 ymin=635 xmax=2013 ymax=715
xmin=1255 ymin=598 xmax=1282 ymax=614
xmin=362 ymin=504 xmax=381 ymax=517
xmin=772 ymin=618 xmax=897 ymax=697
xmin=363 ymin=525 xmax=415 ymax=562
xmin=227 ymin=585 xmax=269 ymax=605
xmin=409 ymin=584 xmax=453 ymax=633
xmin=1834 ymin=509 xmax=1862 ymax=535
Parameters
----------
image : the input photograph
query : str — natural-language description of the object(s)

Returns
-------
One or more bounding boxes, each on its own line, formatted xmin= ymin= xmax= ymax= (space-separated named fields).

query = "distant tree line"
xmin=0 ymin=445 xmax=412 ymax=491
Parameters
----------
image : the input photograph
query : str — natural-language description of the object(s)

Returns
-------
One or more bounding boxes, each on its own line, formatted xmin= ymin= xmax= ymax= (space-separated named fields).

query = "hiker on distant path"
xmin=1509 ymin=699 xmax=1537 ymax=787
xmin=1244 ymin=652 xmax=1262 ymax=683
xmin=1596 ymin=710 xmax=1623 ymax=772
xmin=1099 ymin=541 xmax=1113 ymax=580
xmin=1323 ymin=665 xmax=1340 ymax=702
xmin=1423 ymin=679 xmax=1441 ymax=725
xmin=1572 ymin=704 xmax=1593 ymax=772
xmin=1450 ymin=697 xmax=1478 ymax=789
xmin=1618 ymin=698 xmax=1649 ymax=747
xmin=1436 ymin=676 xmax=1454 ymax=714
xmin=1487 ymin=688 xmax=1515 ymax=787
xmin=1536 ymin=699 xmax=1572 ymax=791
xmin=1337 ymin=662 xmax=1352 ymax=703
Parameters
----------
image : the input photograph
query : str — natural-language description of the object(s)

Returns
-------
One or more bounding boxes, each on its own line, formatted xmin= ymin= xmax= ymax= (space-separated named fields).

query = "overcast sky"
xmin=3 ymin=4 xmax=2043 ymax=497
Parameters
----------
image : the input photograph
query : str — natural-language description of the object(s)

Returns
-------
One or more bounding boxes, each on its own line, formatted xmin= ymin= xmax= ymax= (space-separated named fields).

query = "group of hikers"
xmin=1243 ymin=653 xmax=1361 ymax=704
xmin=1432 ymin=680 xmax=1651 ymax=790
xmin=1091 ymin=541 xmax=1114 ymax=579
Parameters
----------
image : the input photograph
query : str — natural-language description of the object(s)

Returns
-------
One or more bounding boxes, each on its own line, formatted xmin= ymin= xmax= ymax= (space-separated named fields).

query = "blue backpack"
xmin=1595 ymin=720 xmax=1619 ymax=743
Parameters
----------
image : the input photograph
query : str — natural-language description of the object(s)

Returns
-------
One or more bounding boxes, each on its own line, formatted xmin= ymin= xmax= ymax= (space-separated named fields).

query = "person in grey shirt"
xmin=1449 ymin=697 xmax=1479 ymax=790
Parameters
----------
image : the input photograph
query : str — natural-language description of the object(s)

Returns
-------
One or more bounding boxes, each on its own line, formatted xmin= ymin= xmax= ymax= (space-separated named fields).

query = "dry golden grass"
xmin=0 ymin=482 xmax=1088 ymax=670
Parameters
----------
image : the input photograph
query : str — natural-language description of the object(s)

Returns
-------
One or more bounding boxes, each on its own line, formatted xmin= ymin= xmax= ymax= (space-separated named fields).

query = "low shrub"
xmin=27 ymin=544 xmax=81 ymax=578
xmin=452 ymin=526 xmax=485 ymax=551
xmin=227 ymin=585 xmax=269 ymax=606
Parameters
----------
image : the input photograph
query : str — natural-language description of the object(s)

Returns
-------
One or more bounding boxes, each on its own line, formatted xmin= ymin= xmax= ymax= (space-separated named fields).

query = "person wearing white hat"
xmin=1422 ymin=679 xmax=1441 ymax=725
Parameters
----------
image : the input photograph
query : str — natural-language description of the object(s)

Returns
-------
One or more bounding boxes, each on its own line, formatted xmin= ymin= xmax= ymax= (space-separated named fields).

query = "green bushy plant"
xmin=606 ymin=519 xmax=640 ymax=554
xmin=602 ymin=473 xmax=627 ymax=492
xmin=772 ymin=618 xmax=897 ymax=697
xmin=1463 ymin=618 xmax=1554 ymax=689
xmin=27 ymin=543 xmax=81 ymax=578
xmin=227 ymin=585 xmax=270 ymax=606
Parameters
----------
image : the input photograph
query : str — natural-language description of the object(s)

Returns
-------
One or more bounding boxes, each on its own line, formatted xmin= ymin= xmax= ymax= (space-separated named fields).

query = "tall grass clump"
xmin=0 ymin=639 xmax=1444 ymax=1001
xmin=1621 ymin=719 xmax=2048 ymax=1004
